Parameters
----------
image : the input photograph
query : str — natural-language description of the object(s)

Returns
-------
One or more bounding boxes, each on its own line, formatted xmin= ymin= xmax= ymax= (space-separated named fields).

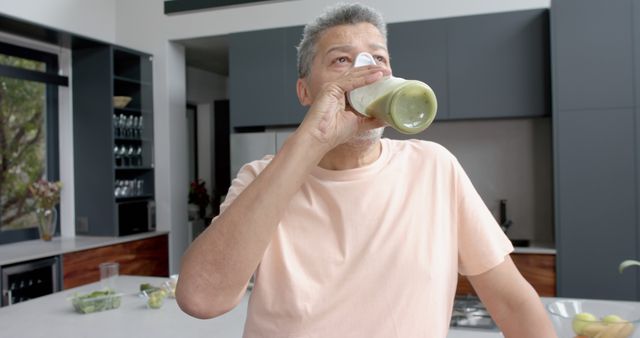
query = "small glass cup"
xmin=99 ymin=262 xmax=119 ymax=291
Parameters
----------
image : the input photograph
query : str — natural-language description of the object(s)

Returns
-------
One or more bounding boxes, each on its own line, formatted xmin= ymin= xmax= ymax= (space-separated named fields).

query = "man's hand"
xmin=298 ymin=65 xmax=391 ymax=150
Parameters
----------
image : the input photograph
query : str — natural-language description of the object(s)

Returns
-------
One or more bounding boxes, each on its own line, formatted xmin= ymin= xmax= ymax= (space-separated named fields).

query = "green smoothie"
xmin=365 ymin=80 xmax=437 ymax=134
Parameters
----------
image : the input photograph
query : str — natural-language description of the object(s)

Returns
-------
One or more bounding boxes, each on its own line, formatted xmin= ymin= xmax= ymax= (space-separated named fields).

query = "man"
xmin=176 ymin=3 xmax=557 ymax=338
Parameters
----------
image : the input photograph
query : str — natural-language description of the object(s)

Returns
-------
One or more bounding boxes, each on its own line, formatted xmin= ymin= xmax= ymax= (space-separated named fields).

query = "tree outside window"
xmin=0 ymin=41 xmax=63 ymax=243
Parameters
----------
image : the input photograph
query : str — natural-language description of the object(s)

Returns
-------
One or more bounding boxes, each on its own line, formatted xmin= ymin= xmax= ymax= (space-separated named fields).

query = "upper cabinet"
xmin=552 ymin=0 xmax=634 ymax=111
xmin=447 ymin=9 xmax=550 ymax=119
xmin=229 ymin=9 xmax=550 ymax=129
xmin=229 ymin=26 xmax=305 ymax=129
xmin=388 ymin=19 xmax=450 ymax=120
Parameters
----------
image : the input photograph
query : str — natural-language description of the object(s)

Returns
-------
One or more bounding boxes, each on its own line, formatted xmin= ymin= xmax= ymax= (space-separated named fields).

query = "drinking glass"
xmin=99 ymin=262 xmax=119 ymax=291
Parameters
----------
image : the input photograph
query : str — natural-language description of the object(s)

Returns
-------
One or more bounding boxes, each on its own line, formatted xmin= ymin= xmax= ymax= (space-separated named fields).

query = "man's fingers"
xmin=338 ymin=66 xmax=390 ymax=92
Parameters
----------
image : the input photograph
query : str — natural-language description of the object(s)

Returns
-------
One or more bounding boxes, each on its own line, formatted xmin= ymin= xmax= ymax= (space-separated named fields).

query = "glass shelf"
xmin=114 ymin=136 xmax=149 ymax=142
xmin=115 ymin=166 xmax=153 ymax=171
xmin=115 ymin=195 xmax=153 ymax=202
xmin=114 ymin=75 xmax=151 ymax=86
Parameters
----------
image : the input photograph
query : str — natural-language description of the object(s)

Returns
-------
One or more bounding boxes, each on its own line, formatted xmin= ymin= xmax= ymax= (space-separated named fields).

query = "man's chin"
xmin=345 ymin=127 xmax=385 ymax=148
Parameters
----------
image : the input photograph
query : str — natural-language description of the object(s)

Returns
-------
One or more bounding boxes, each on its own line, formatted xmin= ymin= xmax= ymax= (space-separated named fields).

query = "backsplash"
xmin=384 ymin=117 xmax=554 ymax=244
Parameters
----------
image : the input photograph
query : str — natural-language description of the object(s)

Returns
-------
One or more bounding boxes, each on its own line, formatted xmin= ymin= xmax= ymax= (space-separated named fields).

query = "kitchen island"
xmin=0 ymin=275 xmax=635 ymax=338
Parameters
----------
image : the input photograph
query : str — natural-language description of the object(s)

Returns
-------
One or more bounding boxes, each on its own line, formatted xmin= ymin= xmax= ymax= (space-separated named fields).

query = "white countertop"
xmin=0 ymin=275 xmax=504 ymax=338
xmin=0 ymin=231 xmax=169 ymax=266
xmin=3 ymin=276 xmax=637 ymax=338
xmin=512 ymin=243 xmax=556 ymax=255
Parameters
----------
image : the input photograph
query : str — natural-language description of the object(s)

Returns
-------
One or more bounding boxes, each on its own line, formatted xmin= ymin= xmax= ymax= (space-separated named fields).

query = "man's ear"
xmin=296 ymin=78 xmax=312 ymax=106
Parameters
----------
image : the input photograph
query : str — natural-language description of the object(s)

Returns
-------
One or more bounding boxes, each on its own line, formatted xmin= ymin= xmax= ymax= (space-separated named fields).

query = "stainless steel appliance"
xmin=1 ymin=256 xmax=61 ymax=306
xmin=450 ymin=295 xmax=498 ymax=330
xmin=230 ymin=130 xmax=294 ymax=179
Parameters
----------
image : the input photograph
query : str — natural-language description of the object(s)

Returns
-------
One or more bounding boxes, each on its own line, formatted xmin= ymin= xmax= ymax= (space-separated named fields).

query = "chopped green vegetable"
xmin=71 ymin=288 xmax=121 ymax=314
xmin=146 ymin=289 xmax=168 ymax=309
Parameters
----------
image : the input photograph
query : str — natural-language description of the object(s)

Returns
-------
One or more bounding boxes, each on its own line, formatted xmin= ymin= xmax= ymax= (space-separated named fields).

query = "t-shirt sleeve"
xmin=212 ymin=156 xmax=273 ymax=223
xmin=452 ymin=155 xmax=514 ymax=276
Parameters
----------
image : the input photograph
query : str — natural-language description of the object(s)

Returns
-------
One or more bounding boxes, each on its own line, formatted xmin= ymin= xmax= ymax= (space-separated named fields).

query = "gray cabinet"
xmin=283 ymin=26 xmax=306 ymax=122
xmin=552 ymin=0 xmax=634 ymax=111
xmin=229 ymin=28 xmax=286 ymax=128
xmin=552 ymin=0 xmax=639 ymax=300
xmin=229 ymin=26 xmax=305 ymax=129
xmin=448 ymin=9 xmax=550 ymax=119
xmin=555 ymin=109 xmax=637 ymax=299
xmin=72 ymin=44 xmax=155 ymax=237
xmin=388 ymin=19 xmax=449 ymax=120
xmin=229 ymin=10 xmax=549 ymax=128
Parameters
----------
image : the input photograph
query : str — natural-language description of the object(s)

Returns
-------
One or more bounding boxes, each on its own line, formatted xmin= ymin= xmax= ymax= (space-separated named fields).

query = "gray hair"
xmin=296 ymin=3 xmax=387 ymax=79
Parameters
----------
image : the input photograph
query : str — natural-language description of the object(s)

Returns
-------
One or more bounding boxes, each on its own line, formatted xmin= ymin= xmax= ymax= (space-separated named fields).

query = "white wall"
xmin=0 ymin=0 xmax=551 ymax=272
xmin=186 ymin=67 xmax=228 ymax=103
xmin=386 ymin=118 xmax=554 ymax=244
xmin=186 ymin=67 xmax=228 ymax=229
xmin=0 ymin=0 xmax=116 ymax=43
xmin=113 ymin=0 xmax=551 ymax=272
xmin=0 ymin=0 xmax=114 ymax=239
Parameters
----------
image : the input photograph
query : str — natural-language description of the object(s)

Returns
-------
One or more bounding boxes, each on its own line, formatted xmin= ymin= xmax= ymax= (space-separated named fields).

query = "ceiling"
xmin=179 ymin=35 xmax=229 ymax=76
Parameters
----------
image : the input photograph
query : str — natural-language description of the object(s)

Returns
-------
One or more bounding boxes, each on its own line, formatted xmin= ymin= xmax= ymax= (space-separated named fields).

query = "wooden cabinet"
xmin=62 ymin=235 xmax=168 ymax=289
xmin=72 ymin=44 xmax=155 ymax=236
xmin=456 ymin=253 xmax=556 ymax=297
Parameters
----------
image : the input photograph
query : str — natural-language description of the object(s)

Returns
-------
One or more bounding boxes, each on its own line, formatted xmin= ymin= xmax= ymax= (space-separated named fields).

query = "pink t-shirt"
xmin=219 ymin=138 xmax=513 ymax=338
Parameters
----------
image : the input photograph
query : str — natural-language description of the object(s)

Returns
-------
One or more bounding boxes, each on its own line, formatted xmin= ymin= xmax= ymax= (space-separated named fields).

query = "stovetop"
xmin=450 ymin=295 xmax=497 ymax=330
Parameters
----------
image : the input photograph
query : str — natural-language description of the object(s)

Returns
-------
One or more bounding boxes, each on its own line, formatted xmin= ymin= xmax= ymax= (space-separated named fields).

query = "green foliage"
xmin=0 ymin=54 xmax=47 ymax=230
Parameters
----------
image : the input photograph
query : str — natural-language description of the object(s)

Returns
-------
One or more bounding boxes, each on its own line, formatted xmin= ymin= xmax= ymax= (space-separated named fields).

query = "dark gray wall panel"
xmin=283 ymin=26 xmax=305 ymax=125
xmin=555 ymin=108 xmax=637 ymax=300
xmin=229 ymin=28 xmax=286 ymax=128
xmin=448 ymin=9 xmax=550 ymax=119
xmin=388 ymin=19 xmax=449 ymax=120
xmin=72 ymin=46 xmax=116 ymax=236
xmin=553 ymin=0 xmax=634 ymax=111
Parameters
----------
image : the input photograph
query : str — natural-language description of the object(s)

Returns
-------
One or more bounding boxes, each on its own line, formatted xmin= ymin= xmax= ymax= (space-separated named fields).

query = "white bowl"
xmin=547 ymin=299 xmax=640 ymax=337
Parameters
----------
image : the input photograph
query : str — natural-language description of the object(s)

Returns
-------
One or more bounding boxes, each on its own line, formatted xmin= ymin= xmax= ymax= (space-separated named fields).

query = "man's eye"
xmin=335 ymin=56 xmax=350 ymax=64
xmin=374 ymin=55 xmax=388 ymax=64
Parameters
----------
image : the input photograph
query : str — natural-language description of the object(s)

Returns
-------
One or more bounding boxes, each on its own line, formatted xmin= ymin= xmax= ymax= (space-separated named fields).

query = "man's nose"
xmin=353 ymin=52 xmax=377 ymax=68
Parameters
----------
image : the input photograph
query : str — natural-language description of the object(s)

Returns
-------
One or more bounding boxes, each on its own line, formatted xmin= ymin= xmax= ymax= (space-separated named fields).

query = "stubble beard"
xmin=343 ymin=127 xmax=385 ymax=150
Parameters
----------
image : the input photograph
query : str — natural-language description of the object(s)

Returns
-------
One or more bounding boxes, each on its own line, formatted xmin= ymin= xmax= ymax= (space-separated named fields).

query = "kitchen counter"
xmin=0 ymin=231 xmax=169 ymax=266
xmin=512 ymin=243 xmax=556 ymax=255
xmin=0 ymin=275 xmax=505 ymax=338
xmin=5 ymin=275 xmax=637 ymax=338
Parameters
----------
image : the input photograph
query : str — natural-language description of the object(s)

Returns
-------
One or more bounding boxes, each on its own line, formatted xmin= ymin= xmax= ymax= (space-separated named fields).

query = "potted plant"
xmin=29 ymin=179 xmax=62 ymax=241
xmin=188 ymin=179 xmax=210 ymax=220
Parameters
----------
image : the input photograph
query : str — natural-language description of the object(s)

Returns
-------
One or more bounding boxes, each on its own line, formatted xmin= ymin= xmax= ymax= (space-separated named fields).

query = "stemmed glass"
xmin=118 ymin=146 xmax=127 ymax=167
xmin=126 ymin=145 xmax=135 ymax=166
xmin=138 ymin=116 xmax=144 ymax=138
xmin=114 ymin=146 xmax=120 ymax=166
xmin=118 ymin=115 xmax=127 ymax=137
xmin=132 ymin=117 xmax=139 ymax=138
xmin=135 ymin=147 xmax=143 ymax=166
xmin=113 ymin=114 xmax=119 ymax=137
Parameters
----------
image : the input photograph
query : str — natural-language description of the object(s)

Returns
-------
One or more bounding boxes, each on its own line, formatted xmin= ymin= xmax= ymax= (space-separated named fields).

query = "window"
xmin=0 ymin=40 xmax=67 ymax=244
